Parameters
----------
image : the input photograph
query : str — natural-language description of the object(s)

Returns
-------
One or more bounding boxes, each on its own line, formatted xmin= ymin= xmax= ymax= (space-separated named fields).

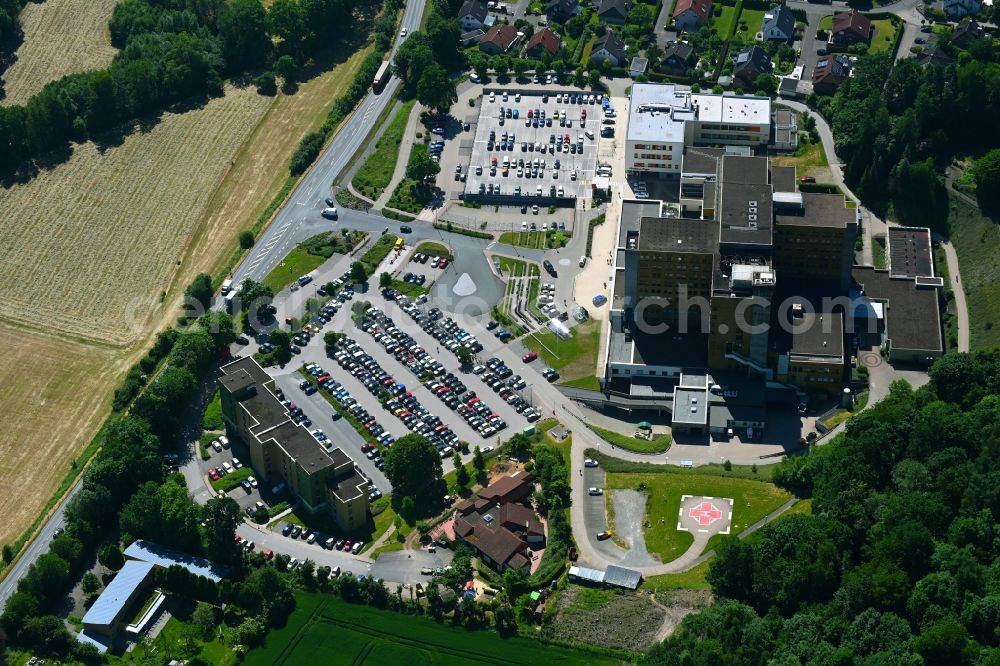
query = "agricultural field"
xmin=245 ymin=593 xmax=621 ymax=665
xmin=605 ymin=471 xmax=792 ymax=562
xmin=0 ymin=325 xmax=125 ymax=547
xmin=0 ymin=84 xmax=272 ymax=346
xmin=0 ymin=0 xmax=118 ymax=106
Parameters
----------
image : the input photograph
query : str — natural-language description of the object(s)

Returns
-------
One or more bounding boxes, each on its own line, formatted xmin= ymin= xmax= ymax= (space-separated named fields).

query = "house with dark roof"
xmin=452 ymin=472 xmax=544 ymax=572
xmin=590 ymin=30 xmax=628 ymax=66
xmin=761 ymin=4 xmax=795 ymax=42
xmin=732 ymin=45 xmax=773 ymax=90
xmin=951 ymin=19 xmax=984 ymax=49
xmin=479 ymin=23 xmax=520 ymax=54
xmin=944 ymin=0 xmax=981 ymax=19
xmin=459 ymin=0 xmax=489 ymax=30
xmin=461 ymin=29 xmax=485 ymax=46
xmin=525 ymin=27 xmax=562 ymax=58
xmin=811 ymin=54 xmax=851 ymax=94
xmin=914 ymin=43 xmax=956 ymax=68
xmin=598 ymin=0 xmax=632 ymax=24
xmin=658 ymin=41 xmax=696 ymax=75
xmin=673 ymin=0 xmax=712 ymax=33
xmin=827 ymin=9 xmax=872 ymax=50
xmin=546 ymin=0 xmax=580 ymax=22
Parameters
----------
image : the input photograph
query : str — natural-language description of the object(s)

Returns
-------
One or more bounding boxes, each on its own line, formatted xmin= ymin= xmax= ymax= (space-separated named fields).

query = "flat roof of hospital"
xmin=691 ymin=93 xmax=771 ymax=125
xmin=627 ymin=83 xmax=693 ymax=143
xmin=673 ymin=386 xmax=709 ymax=424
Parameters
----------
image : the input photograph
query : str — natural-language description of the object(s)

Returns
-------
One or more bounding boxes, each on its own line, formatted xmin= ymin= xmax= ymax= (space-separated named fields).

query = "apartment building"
xmin=218 ymin=357 xmax=370 ymax=531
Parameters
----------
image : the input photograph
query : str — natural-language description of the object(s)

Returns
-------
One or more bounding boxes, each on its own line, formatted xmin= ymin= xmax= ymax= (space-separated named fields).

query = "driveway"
xmin=370 ymin=549 xmax=454 ymax=586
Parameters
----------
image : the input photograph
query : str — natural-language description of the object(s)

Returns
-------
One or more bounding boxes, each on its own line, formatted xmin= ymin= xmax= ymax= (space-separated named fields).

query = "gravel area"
xmin=612 ymin=489 xmax=658 ymax=568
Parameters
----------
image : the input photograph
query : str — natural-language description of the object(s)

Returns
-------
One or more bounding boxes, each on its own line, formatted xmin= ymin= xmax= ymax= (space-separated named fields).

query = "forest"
xmin=815 ymin=48 xmax=1000 ymax=230
xmin=0 ymin=0 xmax=361 ymax=178
xmin=643 ymin=351 xmax=1000 ymax=665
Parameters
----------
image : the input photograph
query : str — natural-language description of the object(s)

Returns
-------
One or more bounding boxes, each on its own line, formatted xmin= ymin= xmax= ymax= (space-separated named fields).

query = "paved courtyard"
xmin=677 ymin=495 xmax=734 ymax=536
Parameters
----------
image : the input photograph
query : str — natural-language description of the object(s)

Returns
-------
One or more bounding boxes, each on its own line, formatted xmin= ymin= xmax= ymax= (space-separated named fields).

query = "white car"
xmin=232 ymin=457 xmax=243 ymax=469
xmin=248 ymin=476 xmax=259 ymax=488
xmin=321 ymin=207 xmax=338 ymax=219
xmin=400 ymin=27 xmax=407 ymax=37
xmin=288 ymin=557 xmax=299 ymax=569
xmin=584 ymin=459 xmax=598 ymax=468
xmin=222 ymin=461 xmax=233 ymax=473
xmin=588 ymin=487 xmax=603 ymax=496
xmin=212 ymin=439 xmax=223 ymax=452
xmin=219 ymin=436 xmax=230 ymax=449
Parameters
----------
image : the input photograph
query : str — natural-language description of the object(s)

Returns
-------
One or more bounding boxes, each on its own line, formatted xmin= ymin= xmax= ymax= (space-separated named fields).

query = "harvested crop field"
xmin=1 ymin=0 xmax=119 ymax=106
xmin=0 ymin=323 xmax=124 ymax=546
xmin=0 ymin=84 xmax=271 ymax=346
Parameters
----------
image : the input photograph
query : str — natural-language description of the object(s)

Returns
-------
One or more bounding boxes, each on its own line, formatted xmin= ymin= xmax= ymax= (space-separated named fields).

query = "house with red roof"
xmin=673 ymin=0 xmax=712 ymax=33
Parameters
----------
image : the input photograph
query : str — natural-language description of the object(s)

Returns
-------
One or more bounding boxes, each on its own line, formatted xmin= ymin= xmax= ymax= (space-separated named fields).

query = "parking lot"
xmin=463 ymin=89 xmax=604 ymax=204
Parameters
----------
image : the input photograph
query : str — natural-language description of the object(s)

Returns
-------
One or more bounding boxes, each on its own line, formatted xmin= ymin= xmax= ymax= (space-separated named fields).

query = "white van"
xmin=579 ymin=256 xmax=586 ymax=267
xmin=221 ymin=278 xmax=233 ymax=294
xmin=585 ymin=130 xmax=595 ymax=140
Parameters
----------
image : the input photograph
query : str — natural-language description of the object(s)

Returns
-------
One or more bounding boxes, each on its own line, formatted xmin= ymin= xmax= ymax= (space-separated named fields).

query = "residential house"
xmin=951 ymin=19 xmax=984 ymax=48
xmin=673 ymin=0 xmax=712 ymax=33
xmin=658 ymin=41 xmax=696 ymax=76
xmin=914 ymin=43 xmax=956 ymax=67
xmin=525 ymin=27 xmax=562 ymax=58
xmin=546 ymin=0 xmax=580 ymax=23
xmin=452 ymin=472 xmax=544 ymax=572
xmin=761 ymin=4 xmax=795 ymax=42
xmin=944 ymin=0 xmax=981 ymax=19
xmin=598 ymin=0 xmax=632 ymax=24
xmin=479 ymin=23 xmax=520 ymax=54
xmin=461 ymin=29 xmax=485 ymax=47
xmin=590 ymin=30 xmax=628 ymax=67
xmin=459 ymin=0 xmax=489 ymax=31
xmin=811 ymin=54 xmax=852 ymax=94
xmin=732 ymin=45 xmax=772 ymax=90
xmin=827 ymin=9 xmax=872 ymax=50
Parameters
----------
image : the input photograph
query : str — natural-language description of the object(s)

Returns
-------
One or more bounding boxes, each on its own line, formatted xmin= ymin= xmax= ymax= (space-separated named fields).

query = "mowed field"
xmin=0 ymin=323 xmax=124 ymax=546
xmin=0 ymin=84 xmax=271 ymax=345
xmin=245 ymin=593 xmax=621 ymax=666
xmin=0 ymin=0 xmax=119 ymax=106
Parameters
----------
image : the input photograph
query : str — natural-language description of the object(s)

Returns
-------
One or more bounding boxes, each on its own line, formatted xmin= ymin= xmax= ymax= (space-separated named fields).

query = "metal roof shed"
xmin=604 ymin=564 xmax=643 ymax=589
xmin=568 ymin=565 xmax=606 ymax=585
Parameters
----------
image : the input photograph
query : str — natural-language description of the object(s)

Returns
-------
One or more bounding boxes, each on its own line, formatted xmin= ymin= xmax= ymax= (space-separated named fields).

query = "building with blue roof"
xmin=77 ymin=541 xmax=222 ymax=653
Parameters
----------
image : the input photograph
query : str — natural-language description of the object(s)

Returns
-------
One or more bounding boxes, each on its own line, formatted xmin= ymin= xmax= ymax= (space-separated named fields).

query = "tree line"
xmin=643 ymin=351 xmax=1000 ymax=665
xmin=0 ymin=0 xmax=372 ymax=179
xmin=815 ymin=46 xmax=1000 ymax=230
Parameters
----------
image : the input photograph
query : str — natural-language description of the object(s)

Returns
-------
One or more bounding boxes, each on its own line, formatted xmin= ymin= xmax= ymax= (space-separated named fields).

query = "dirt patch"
xmin=648 ymin=589 xmax=713 ymax=642
xmin=546 ymin=585 xmax=666 ymax=651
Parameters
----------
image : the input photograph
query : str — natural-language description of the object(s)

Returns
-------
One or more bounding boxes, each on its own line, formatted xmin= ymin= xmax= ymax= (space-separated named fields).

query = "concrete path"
xmin=375 ymin=101 xmax=423 ymax=210
xmin=936 ymin=238 xmax=970 ymax=353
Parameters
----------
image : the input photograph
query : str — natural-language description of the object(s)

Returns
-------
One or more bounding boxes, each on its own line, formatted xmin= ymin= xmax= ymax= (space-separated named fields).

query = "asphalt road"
xmin=228 ymin=0 xmax=427 ymax=286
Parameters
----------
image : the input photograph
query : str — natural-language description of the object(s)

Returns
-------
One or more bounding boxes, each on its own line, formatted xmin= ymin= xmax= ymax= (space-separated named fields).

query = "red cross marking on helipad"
xmin=689 ymin=501 xmax=723 ymax=526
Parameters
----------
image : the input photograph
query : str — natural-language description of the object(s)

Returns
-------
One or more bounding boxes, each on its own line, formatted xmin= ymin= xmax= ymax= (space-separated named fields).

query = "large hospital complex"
xmin=595 ymin=84 xmax=944 ymax=437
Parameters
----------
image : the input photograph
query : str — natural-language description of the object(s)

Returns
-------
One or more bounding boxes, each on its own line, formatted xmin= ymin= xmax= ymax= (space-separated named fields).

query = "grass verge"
xmin=873 ymin=235 xmax=887 ymax=270
xmin=587 ymin=424 xmax=672 ymax=455
xmin=414 ymin=241 xmax=450 ymax=257
xmin=352 ymin=100 xmax=416 ymax=199
xmin=946 ymin=195 xmax=1000 ymax=350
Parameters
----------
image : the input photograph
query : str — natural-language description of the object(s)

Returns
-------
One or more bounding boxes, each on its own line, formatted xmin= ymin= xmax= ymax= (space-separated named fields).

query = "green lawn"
xmin=122 ymin=601 xmax=237 ymax=665
xmin=244 ymin=592 xmax=622 ymax=665
xmin=715 ymin=4 xmax=741 ymax=38
xmin=523 ymin=319 xmax=602 ymax=385
xmin=946 ymin=196 xmax=1000 ymax=350
xmin=604 ymin=471 xmax=792 ymax=563
xmin=210 ymin=467 xmax=253 ymax=493
xmin=498 ymin=229 xmax=571 ymax=249
xmin=869 ymin=18 xmax=898 ymax=54
xmin=588 ymin=423 xmax=672 ymax=454
xmin=771 ymin=135 xmax=830 ymax=173
xmin=735 ymin=8 xmax=765 ymax=40
xmin=352 ymin=100 xmax=415 ymax=199
xmin=262 ymin=246 xmax=327 ymax=293
xmin=202 ymin=391 xmax=223 ymax=430
xmin=643 ymin=560 xmax=712 ymax=591
xmin=818 ymin=15 xmax=833 ymax=30
xmin=414 ymin=241 xmax=450 ymax=257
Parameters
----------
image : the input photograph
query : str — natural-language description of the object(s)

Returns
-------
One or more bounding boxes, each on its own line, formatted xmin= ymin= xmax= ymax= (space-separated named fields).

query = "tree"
xmin=973 ymin=148 xmax=1000 ymax=215
xmin=407 ymin=147 xmax=441 ymax=183
xmin=203 ymin=497 xmax=243 ymax=565
xmin=455 ymin=460 xmax=470 ymax=490
xmin=268 ymin=328 xmax=293 ymax=364
xmin=218 ymin=0 xmax=270 ymax=72
xmin=198 ymin=311 xmax=237 ymax=351
xmin=191 ymin=602 xmax=218 ymax=639
xmin=513 ymin=58 xmax=529 ymax=79
xmin=267 ymin=0 xmax=305 ymax=58
xmin=275 ymin=54 xmax=299 ymax=88
xmin=239 ymin=230 xmax=255 ymax=249
xmin=385 ymin=434 xmax=443 ymax=511
xmin=494 ymin=57 xmax=509 ymax=79
xmin=587 ymin=69 xmax=602 ymax=88
xmin=132 ymin=366 xmax=198 ymax=442
xmin=323 ymin=330 xmax=342 ymax=353
xmin=237 ymin=278 xmax=273 ymax=329
xmin=66 ymin=484 xmax=114 ymax=533
xmin=98 ymin=544 xmax=125 ymax=571
xmin=81 ymin=572 xmax=101 ymax=595
xmin=255 ymin=71 xmax=277 ymax=95
xmin=379 ymin=272 xmax=393 ymax=289
xmin=350 ymin=261 xmax=367 ymax=284
xmin=472 ymin=446 xmax=486 ymax=474
xmin=184 ymin=273 xmax=214 ymax=314
xmin=416 ymin=65 xmax=457 ymax=114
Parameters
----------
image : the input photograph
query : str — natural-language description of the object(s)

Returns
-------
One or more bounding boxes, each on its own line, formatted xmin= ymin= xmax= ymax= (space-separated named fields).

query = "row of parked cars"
xmin=473 ymin=358 xmax=543 ymax=422
xmin=281 ymin=521 xmax=365 ymax=555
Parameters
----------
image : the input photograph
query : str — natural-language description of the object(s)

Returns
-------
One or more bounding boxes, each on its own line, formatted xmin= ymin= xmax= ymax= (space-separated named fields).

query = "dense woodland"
xmin=0 ymin=0 xmax=367 ymax=178
xmin=816 ymin=45 xmax=1000 ymax=229
xmin=643 ymin=351 xmax=1000 ymax=665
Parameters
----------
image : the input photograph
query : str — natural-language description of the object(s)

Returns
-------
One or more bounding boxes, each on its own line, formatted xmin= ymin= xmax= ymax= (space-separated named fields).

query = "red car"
xmin=264 ymin=549 xmax=274 ymax=561
xmin=801 ymin=176 xmax=816 ymax=183
xmin=522 ymin=351 xmax=538 ymax=362
xmin=342 ymin=540 xmax=353 ymax=552
xmin=438 ymin=259 xmax=449 ymax=269
xmin=234 ymin=534 xmax=242 ymax=543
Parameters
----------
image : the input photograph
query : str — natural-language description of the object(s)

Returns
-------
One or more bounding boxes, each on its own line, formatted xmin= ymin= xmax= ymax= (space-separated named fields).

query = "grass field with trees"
xmin=352 ymin=100 xmax=415 ymax=199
